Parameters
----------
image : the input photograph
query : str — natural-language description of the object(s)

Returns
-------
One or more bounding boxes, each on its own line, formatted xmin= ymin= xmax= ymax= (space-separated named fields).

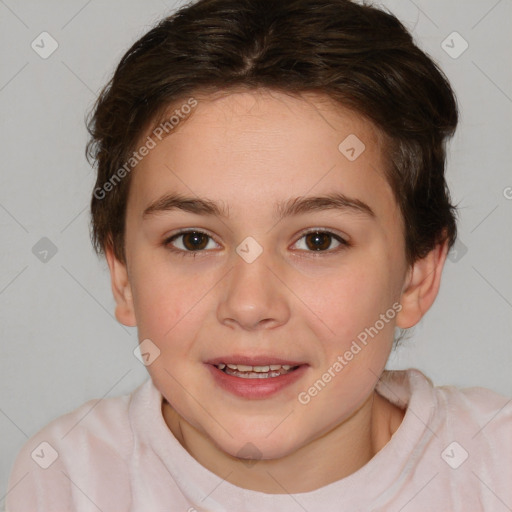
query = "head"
xmin=87 ymin=0 xmax=458 ymax=460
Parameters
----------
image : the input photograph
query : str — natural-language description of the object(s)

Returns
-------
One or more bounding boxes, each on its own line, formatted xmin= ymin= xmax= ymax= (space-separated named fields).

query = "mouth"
xmin=204 ymin=356 xmax=309 ymax=399
xmin=214 ymin=362 xmax=301 ymax=379
xmin=205 ymin=355 xmax=307 ymax=379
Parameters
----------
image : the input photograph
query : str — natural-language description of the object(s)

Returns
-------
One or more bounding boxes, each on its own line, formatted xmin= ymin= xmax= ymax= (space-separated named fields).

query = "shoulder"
xmin=434 ymin=378 xmax=512 ymax=434
xmin=382 ymin=370 xmax=512 ymax=505
xmin=380 ymin=369 xmax=512 ymax=500
xmin=433 ymin=378 xmax=512 ymax=458
xmin=428 ymin=375 xmax=512 ymax=502
xmin=385 ymin=368 xmax=511 ymax=432
xmin=6 ymin=378 xmax=151 ymax=511
xmin=23 ymin=381 xmax=135 ymax=461
xmin=405 ymin=369 xmax=512 ymax=466
xmin=380 ymin=369 xmax=512 ymax=454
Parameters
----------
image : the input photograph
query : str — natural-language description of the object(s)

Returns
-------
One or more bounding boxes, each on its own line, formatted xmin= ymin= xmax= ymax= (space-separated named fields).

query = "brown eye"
xmin=165 ymin=230 xmax=218 ymax=253
xmin=305 ymin=232 xmax=332 ymax=251
xmin=181 ymin=231 xmax=209 ymax=250
xmin=294 ymin=230 xmax=348 ymax=252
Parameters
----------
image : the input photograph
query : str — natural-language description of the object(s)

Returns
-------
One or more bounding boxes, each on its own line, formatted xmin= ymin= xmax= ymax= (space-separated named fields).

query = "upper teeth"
xmin=217 ymin=363 xmax=292 ymax=372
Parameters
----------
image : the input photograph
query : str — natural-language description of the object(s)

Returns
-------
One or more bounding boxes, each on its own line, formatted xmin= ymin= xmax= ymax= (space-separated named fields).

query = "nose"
xmin=217 ymin=250 xmax=291 ymax=331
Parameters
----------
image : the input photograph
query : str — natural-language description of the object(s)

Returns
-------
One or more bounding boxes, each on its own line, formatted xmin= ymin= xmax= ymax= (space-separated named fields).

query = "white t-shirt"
xmin=6 ymin=369 xmax=512 ymax=511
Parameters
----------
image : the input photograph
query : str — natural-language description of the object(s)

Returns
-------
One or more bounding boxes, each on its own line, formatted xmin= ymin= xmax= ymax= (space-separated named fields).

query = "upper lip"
xmin=205 ymin=355 xmax=308 ymax=366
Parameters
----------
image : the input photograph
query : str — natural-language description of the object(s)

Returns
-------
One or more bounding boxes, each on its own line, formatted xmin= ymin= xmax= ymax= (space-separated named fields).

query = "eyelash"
xmin=163 ymin=229 xmax=350 ymax=258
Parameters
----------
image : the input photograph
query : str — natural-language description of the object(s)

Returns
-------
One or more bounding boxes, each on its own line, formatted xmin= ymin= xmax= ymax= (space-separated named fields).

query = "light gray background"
xmin=1 ymin=0 xmax=511 ymax=505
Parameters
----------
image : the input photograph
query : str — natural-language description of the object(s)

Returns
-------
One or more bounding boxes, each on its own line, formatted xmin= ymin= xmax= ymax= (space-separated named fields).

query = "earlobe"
xmin=105 ymin=244 xmax=137 ymax=327
xmin=396 ymin=239 xmax=450 ymax=329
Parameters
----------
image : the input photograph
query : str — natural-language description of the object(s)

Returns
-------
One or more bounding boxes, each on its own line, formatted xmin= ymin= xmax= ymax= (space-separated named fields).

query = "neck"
xmin=162 ymin=390 xmax=404 ymax=494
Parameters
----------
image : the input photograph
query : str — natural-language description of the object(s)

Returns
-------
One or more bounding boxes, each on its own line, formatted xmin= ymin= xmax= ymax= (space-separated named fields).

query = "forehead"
xmin=128 ymin=90 xmax=397 ymax=222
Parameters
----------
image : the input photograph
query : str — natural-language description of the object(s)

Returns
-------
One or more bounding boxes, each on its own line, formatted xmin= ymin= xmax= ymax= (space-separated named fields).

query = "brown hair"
xmin=87 ymin=0 xmax=459 ymax=267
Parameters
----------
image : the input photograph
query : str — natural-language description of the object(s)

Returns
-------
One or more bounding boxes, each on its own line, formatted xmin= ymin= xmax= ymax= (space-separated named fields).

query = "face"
xmin=111 ymin=90 xmax=429 ymax=461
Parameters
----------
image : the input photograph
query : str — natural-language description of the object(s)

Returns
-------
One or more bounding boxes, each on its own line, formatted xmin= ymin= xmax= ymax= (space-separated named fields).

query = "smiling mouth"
xmin=215 ymin=363 xmax=300 ymax=379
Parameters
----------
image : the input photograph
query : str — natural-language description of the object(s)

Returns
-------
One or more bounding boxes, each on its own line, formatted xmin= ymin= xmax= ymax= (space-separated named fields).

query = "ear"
xmin=396 ymin=238 xmax=450 ymax=329
xmin=105 ymin=244 xmax=137 ymax=327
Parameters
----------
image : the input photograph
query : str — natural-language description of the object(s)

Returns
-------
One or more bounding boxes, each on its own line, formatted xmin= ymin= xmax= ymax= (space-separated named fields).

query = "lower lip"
xmin=205 ymin=364 xmax=309 ymax=399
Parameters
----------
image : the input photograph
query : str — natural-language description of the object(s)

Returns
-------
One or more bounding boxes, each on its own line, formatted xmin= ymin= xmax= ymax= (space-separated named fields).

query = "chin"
xmin=212 ymin=428 xmax=302 ymax=462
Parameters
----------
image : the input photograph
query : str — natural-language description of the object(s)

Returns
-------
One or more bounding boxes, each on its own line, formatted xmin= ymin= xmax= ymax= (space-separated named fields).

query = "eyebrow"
xmin=142 ymin=192 xmax=375 ymax=220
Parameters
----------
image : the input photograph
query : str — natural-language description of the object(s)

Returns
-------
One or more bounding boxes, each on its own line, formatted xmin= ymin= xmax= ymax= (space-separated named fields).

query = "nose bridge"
xmin=217 ymin=242 xmax=290 ymax=329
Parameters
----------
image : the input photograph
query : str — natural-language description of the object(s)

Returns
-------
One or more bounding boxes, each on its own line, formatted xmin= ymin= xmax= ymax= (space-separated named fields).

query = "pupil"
xmin=184 ymin=232 xmax=208 ymax=250
xmin=306 ymin=232 xmax=331 ymax=251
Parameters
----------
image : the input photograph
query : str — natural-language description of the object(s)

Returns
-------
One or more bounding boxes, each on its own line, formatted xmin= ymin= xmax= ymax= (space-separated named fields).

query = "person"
xmin=6 ymin=0 xmax=511 ymax=510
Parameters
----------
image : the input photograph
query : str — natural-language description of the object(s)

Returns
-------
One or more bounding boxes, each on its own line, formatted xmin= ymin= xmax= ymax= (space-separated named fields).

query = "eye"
xmin=163 ymin=229 xmax=349 ymax=257
xmin=293 ymin=230 xmax=349 ymax=252
xmin=164 ymin=230 xmax=219 ymax=254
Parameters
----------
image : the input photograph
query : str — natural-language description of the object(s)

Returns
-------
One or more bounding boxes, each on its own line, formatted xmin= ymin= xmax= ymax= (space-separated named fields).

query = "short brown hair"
xmin=87 ymin=0 xmax=459 ymax=266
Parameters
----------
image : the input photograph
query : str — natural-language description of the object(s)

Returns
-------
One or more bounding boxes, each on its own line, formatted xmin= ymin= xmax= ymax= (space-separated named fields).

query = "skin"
xmin=106 ymin=90 xmax=449 ymax=493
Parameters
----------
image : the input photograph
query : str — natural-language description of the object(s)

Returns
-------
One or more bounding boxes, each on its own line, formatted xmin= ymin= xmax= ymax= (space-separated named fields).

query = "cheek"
xmin=297 ymin=260 xmax=385 ymax=324
xmin=294 ymin=252 xmax=398 ymax=352
xmin=129 ymin=257 xmax=195 ymax=339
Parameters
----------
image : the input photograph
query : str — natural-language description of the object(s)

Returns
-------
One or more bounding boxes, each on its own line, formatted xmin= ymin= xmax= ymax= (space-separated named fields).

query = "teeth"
xmin=217 ymin=363 xmax=296 ymax=372
xmin=253 ymin=365 xmax=270 ymax=372
xmin=236 ymin=364 xmax=254 ymax=372
xmin=226 ymin=369 xmax=283 ymax=379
